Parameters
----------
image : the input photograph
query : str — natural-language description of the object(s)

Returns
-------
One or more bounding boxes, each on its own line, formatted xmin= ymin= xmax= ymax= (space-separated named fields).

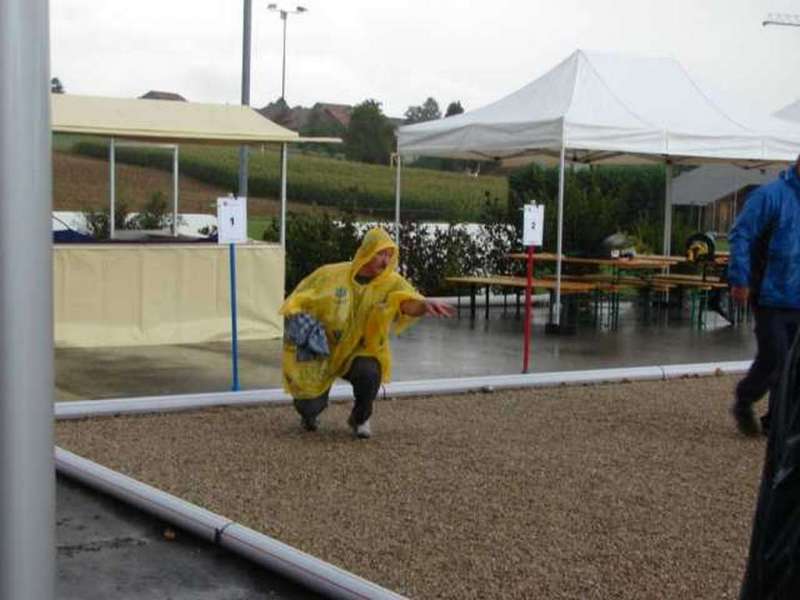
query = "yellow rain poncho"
xmin=280 ymin=228 xmax=424 ymax=400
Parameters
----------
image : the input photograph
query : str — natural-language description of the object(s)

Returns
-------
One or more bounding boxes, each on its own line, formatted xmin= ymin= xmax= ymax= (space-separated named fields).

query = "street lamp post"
xmin=238 ymin=0 xmax=252 ymax=198
xmin=267 ymin=4 xmax=307 ymax=248
xmin=267 ymin=4 xmax=307 ymax=100
xmin=763 ymin=13 xmax=800 ymax=27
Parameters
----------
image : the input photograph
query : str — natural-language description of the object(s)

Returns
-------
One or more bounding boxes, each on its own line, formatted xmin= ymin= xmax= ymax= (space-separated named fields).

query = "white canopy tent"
xmin=52 ymin=94 xmax=338 ymax=245
xmin=396 ymin=49 xmax=800 ymax=326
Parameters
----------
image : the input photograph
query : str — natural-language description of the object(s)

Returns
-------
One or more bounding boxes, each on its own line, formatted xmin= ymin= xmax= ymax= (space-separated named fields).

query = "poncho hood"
xmin=349 ymin=227 xmax=399 ymax=284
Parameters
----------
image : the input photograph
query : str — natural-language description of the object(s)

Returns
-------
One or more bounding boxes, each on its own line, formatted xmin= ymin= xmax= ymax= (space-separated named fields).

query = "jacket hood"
xmin=350 ymin=228 xmax=399 ymax=283
xmin=784 ymin=164 xmax=800 ymax=195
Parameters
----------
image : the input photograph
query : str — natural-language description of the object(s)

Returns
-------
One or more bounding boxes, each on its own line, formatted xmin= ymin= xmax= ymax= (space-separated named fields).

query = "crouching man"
xmin=280 ymin=227 xmax=454 ymax=439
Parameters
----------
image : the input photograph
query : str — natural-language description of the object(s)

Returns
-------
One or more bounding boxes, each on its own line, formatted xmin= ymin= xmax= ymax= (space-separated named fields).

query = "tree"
xmin=445 ymin=101 xmax=464 ymax=117
xmin=50 ymin=77 xmax=64 ymax=94
xmin=404 ymin=97 xmax=441 ymax=124
xmin=344 ymin=99 xmax=394 ymax=165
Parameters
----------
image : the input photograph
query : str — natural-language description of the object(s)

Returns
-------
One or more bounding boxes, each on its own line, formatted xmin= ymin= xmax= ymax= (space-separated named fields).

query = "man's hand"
xmin=423 ymin=299 xmax=456 ymax=318
xmin=731 ymin=286 xmax=750 ymax=306
xmin=400 ymin=299 xmax=456 ymax=318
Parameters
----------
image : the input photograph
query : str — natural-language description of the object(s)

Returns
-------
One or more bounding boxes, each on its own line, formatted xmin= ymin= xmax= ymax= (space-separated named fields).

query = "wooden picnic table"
xmin=445 ymin=275 xmax=596 ymax=321
xmin=507 ymin=252 xmax=677 ymax=269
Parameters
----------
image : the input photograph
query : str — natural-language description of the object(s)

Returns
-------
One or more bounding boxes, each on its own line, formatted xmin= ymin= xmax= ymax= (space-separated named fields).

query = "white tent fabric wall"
xmin=672 ymin=165 xmax=779 ymax=207
xmin=396 ymin=49 xmax=800 ymax=325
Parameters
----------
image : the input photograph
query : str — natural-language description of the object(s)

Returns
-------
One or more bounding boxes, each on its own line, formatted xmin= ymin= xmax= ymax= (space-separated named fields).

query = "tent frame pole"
xmin=554 ymin=145 xmax=566 ymax=326
xmin=110 ymin=137 xmax=116 ymax=239
xmin=280 ymin=143 xmax=288 ymax=248
xmin=662 ymin=161 xmax=673 ymax=256
xmin=172 ymin=145 xmax=179 ymax=236
xmin=394 ymin=146 xmax=402 ymax=243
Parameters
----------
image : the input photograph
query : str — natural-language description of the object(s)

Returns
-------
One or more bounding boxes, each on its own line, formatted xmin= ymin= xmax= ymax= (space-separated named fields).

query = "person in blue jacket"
xmin=728 ymin=154 xmax=800 ymax=436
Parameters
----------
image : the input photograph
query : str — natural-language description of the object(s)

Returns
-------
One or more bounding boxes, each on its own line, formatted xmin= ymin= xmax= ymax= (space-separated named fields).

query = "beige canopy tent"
xmin=51 ymin=93 xmax=338 ymax=243
xmin=51 ymin=93 xmax=300 ymax=145
xmin=50 ymin=94 xmax=340 ymax=348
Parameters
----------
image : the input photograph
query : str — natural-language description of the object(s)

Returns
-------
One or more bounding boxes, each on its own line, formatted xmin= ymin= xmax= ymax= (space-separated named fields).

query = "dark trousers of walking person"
xmin=739 ymin=336 xmax=800 ymax=599
xmin=293 ymin=357 xmax=381 ymax=426
xmin=734 ymin=307 xmax=800 ymax=433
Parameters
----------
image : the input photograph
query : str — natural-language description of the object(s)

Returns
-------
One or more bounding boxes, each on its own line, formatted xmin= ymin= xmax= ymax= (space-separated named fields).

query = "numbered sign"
xmin=522 ymin=204 xmax=544 ymax=247
xmin=217 ymin=196 xmax=248 ymax=244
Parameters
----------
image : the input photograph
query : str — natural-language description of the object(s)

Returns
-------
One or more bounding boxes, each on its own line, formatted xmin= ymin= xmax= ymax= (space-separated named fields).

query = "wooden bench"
xmin=445 ymin=275 xmax=596 ymax=321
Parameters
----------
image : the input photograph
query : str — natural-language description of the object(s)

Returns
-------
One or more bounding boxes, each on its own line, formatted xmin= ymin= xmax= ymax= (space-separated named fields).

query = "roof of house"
xmin=139 ymin=90 xmax=187 ymax=102
xmin=313 ymin=103 xmax=352 ymax=128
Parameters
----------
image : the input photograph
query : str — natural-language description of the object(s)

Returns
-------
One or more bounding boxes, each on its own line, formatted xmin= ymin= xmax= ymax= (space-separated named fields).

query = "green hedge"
xmin=508 ymin=163 xmax=695 ymax=255
xmin=265 ymin=211 xmax=518 ymax=296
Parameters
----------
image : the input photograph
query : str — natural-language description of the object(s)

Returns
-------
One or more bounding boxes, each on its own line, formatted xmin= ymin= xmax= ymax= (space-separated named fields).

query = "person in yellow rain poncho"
xmin=280 ymin=227 xmax=455 ymax=439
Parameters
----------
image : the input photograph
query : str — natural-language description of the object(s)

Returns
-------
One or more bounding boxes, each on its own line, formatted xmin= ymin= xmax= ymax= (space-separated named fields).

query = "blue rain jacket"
xmin=728 ymin=166 xmax=800 ymax=309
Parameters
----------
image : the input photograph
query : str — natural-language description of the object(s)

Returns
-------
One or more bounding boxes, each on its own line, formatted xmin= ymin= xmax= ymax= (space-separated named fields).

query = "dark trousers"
xmin=293 ymin=357 xmax=382 ymax=425
xmin=739 ymin=335 xmax=800 ymax=599
xmin=736 ymin=307 xmax=800 ymax=412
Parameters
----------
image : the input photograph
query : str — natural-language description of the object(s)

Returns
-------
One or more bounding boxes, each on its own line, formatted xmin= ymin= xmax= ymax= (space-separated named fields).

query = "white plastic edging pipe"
xmin=55 ymin=361 xmax=752 ymax=420
xmin=55 ymin=448 xmax=408 ymax=600
xmin=223 ymin=523 xmax=407 ymax=600
xmin=56 ymin=448 xmax=227 ymax=542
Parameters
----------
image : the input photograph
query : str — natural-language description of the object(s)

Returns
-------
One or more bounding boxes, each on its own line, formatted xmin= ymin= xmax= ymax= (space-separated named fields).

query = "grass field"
xmin=55 ymin=134 xmax=508 ymax=223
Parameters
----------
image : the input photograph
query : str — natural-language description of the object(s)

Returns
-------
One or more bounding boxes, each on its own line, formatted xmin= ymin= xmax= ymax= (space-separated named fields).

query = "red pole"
xmin=522 ymin=245 xmax=534 ymax=372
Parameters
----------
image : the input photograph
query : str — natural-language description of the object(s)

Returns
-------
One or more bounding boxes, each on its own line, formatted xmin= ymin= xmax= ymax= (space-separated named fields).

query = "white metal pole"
xmin=110 ymin=137 xmax=116 ymax=239
xmin=662 ymin=161 xmax=673 ymax=256
xmin=394 ymin=148 xmax=402 ymax=243
xmin=553 ymin=146 xmax=566 ymax=326
xmin=172 ymin=145 xmax=179 ymax=235
xmin=0 ymin=1 xmax=55 ymax=598
xmin=280 ymin=143 xmax=288 ymax=248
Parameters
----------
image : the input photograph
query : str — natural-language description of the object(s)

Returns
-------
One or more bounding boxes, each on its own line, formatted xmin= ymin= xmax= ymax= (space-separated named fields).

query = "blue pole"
xmin=229 ymin=243 xmax=240 ymax=391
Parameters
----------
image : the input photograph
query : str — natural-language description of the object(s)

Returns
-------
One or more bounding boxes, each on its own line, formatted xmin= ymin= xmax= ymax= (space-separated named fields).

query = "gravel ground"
xmin=56 ymin=374 xmax=766 ymax=599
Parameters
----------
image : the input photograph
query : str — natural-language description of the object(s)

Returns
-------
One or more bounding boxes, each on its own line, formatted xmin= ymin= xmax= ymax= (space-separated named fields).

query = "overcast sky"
xmin=51 ymin=0 xmax=800 ymax=119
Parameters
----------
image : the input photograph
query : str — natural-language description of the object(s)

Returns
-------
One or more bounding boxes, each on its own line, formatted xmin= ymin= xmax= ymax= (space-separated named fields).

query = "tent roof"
xmin=397 ymin=50 xmax=800 ymax=166
xmin=51 ymin=94 xmax=303 ymax=145
xmin=671 ymin=165 xmax=779 ymax=206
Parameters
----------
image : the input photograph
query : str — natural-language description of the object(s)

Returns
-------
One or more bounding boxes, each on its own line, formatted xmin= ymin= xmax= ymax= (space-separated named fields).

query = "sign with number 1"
xmin=217 ymin=196 xmax=248 ymax=244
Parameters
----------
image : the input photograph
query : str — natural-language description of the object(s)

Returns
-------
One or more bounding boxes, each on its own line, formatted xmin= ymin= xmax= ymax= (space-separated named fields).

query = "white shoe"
xmin=348 ymin=415 xmax=371 ymax=439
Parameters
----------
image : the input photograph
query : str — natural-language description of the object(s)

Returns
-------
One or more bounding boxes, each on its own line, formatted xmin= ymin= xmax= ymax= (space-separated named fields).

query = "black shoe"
xmin=760 ymin=412 xmax=771 ymax=437
xmin=301 ymin=416 xmax=319 ymax=432
xmin=731 ymin=401 xmax=760 ymax=437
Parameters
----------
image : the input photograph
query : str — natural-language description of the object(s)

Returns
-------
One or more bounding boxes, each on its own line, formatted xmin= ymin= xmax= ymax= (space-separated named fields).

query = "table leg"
xmin=470 ymin=284 xmax=477 ymax=320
